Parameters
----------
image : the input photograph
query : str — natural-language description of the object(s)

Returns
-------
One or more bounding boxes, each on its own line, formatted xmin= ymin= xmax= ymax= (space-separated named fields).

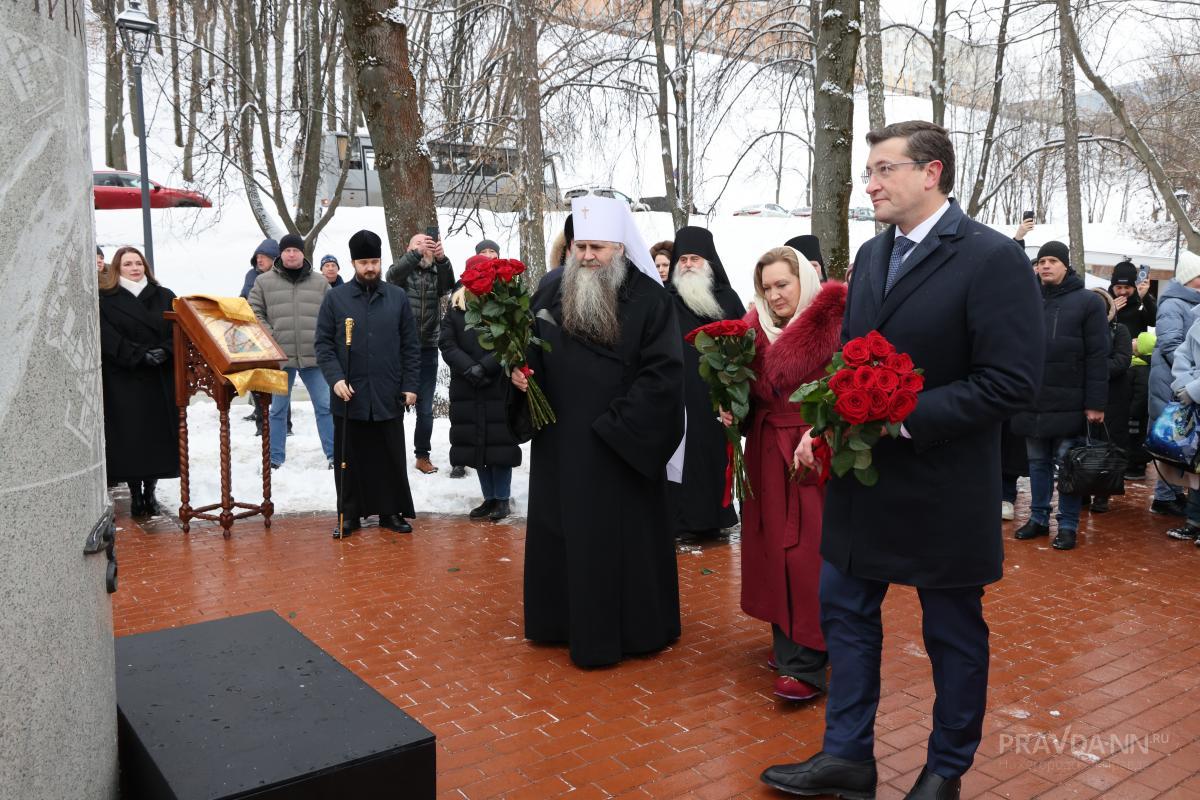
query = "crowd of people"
xmin=94 ymin=118 xmax=1194 ymax=800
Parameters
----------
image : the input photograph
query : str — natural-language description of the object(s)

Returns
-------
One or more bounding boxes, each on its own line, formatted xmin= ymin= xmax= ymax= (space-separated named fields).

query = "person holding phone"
xmin=1013 ymin=210 xmax=1036 ymax=246
xmin=386 ymin=225 xmax=455 ymax=474
xmin=1109 ymin=260 xmax=1157 ymax=479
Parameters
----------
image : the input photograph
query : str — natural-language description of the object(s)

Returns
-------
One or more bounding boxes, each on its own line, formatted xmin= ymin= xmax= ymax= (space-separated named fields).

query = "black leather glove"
xmin=142 ymin=347 xmax=168 ymax=367
xmin=465 ymin=364 xmax=488 ymax=387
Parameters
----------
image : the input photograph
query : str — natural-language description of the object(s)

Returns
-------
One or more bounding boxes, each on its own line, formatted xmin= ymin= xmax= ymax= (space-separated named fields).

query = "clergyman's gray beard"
xmin=672 ymin=263 xmax=723 ymax=319
xmin=562 ymin=253 xmax=625 ymax=348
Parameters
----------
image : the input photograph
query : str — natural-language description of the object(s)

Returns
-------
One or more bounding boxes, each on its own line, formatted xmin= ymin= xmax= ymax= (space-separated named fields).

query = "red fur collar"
xmin=759 ymin=281 xmax=847 ymax=392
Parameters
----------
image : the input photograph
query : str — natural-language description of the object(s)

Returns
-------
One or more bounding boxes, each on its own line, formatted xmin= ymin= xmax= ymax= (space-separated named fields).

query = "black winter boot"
xmin=141 ymin=480 xmax=162 ymax=516
xmin=127 ymin=481 xmax=144 ymax=517
xmin=488 ymin=499 xmax=511 ymax=522
xmin=469 ymin=499 xmax=496 ymax=519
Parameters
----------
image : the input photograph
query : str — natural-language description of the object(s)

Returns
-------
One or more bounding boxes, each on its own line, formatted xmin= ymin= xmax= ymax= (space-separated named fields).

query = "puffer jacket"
xmin=438 ymin=292 xmax=522 ymax=469
xmin=247 ymin=259 xmax=329 ymax=368
xmin=1170 ymin=307 xmax=1200 ymax=403
xmin=1012 ymin=271 xmax=1110 ymax=439
xmin=385 ymin=250 xmax=454 ymax=346
xmin=1150 ymin=281 xmax=1200 ymax=420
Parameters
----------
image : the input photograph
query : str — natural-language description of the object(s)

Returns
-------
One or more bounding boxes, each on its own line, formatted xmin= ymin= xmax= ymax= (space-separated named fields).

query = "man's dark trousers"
xmin=414 ymin=346 xmax=439 ymax=458
xmin=819 ymin=560 xmax=989 ymax=779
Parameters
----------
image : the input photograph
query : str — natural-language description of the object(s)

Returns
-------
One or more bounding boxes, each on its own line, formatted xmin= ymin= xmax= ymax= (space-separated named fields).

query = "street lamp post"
xmin=1174 ymin=187 xmax=1190 ymax=274
xmin=115 ymin=0 xmax=158 ymax=270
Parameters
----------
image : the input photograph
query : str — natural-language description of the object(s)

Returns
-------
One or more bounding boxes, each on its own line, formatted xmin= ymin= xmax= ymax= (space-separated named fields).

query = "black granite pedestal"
xmin=116 ymin=611 xmax=435 ymax=799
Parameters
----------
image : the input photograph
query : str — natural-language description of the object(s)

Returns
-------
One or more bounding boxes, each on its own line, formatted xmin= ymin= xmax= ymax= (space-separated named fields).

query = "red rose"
xmin=494 ymin=258 xmax=526 ymax=281
xmin=828 ymin=369 xmax=857 ymax=396
xmin=834 ymin=388 xmax=872 ymax=425
xmin=900 ymin=372 xmax=925 ymax=393
xmin=853 ymin=366 xmax=877 ymax=389
xmin=886 ymin=390 xmax=919 ymax=424
xmin=842 ymin=337 xmax=871 ymax=367
xmin=874 ymin=368 xmax=900 ymax=394
xmin=461 ymin=263 xmax=496 ymax=296
xmin=866 ymin=331 xmax=895 ymax=360
xmin=711 ymin=319 xmax=750 ymax=337
xmin=867 ymin=387 xmax=890 ymax=418
xmin=884 ymin=352 xmax=914 ymax=373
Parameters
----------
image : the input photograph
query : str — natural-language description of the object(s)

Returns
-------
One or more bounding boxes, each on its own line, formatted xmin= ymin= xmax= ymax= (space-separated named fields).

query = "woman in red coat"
xmin=737 ymin=245 xmax=846 ymax=701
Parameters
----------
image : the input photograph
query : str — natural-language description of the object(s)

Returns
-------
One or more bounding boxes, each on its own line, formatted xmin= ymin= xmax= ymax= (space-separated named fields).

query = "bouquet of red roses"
xmin=460 ymin=257 xmax=555 ymax=429
xmin=685 ymin=319 xmax=757 ymax=505
xmin=789 ymin=330 xmax=923 ymax=486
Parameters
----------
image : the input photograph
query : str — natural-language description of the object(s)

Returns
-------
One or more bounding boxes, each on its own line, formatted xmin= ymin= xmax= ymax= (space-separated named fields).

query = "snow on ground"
xmin=157 ymin=398 xmax=531 ymax=519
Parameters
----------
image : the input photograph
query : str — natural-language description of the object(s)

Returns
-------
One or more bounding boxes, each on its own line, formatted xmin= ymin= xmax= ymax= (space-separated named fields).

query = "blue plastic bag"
xmin=1146 ymin=401 xmax=1200 ymax=471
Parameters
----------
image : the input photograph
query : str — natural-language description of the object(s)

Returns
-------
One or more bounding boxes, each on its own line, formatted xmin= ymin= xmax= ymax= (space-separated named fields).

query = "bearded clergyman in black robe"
xmin=667 ymin=226 xmax=747 ymax=538
xmin=511 ymin=195 xmax=685 ymax=668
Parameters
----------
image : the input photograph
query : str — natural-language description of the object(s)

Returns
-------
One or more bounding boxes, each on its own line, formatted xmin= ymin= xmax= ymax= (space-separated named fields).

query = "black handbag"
xmin=1057 ymin=424 xmax=1128 ymax=497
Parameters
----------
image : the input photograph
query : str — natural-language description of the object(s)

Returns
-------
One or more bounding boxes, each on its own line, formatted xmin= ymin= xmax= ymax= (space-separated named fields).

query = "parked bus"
xmin=311 ymin=132 xmax=560 ymax=213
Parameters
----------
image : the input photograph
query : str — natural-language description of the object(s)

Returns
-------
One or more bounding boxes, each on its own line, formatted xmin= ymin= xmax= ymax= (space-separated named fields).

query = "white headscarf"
xmin=570 ymin=195 xmax=661 ymax=284
xmin=753 ymin=246 xmax=821 ymax=344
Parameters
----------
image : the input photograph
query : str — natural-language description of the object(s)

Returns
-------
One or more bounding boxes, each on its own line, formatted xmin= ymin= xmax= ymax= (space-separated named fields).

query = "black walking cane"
xmin=335 ymin=317 xmax=355 ymax=539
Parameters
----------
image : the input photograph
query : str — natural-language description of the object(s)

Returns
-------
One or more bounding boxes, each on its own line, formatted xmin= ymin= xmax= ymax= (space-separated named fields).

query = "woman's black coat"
xmin=98 ymin=282 xmax=180 ymax=482
xmin=438 ymin=299 xmax=522 ymax=468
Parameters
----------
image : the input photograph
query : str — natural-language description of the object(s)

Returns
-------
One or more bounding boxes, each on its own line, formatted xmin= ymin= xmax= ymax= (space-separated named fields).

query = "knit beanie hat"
xmin=1110 ymin=260 xmax=1137 ymax=288
xmin=1036 ymin=241 xmax=1070 ymax=269
xmin=279 ymin=233 xmax=305 ymax=253
xmin=1177 ymin=250 xmax=1200 ymax=286
xmin=348 ymin=230 xmax=382 ymax=261
xmin=320 ymin=254 xmax=339 ymax=266
xmin=475 ymin=239 xmax=500 ymax=255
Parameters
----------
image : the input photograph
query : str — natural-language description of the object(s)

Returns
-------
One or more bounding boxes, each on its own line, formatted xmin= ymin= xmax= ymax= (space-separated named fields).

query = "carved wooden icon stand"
xmin=167 ymin=298 xmax=287 ymax=537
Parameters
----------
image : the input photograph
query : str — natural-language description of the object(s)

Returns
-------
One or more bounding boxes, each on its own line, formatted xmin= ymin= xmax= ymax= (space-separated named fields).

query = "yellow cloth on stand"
xmin=181 ymin=295 xmax=288 ymax=395
xmin=187 ymin=294 xmax=259 ymax=323
xmin=226 ymin=368 xmax=290 ymax=397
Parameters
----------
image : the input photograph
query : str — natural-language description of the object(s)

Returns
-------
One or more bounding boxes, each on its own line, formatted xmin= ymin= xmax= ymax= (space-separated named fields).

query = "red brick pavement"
xmin=112 ymin=481 xmax=1200 ymax=798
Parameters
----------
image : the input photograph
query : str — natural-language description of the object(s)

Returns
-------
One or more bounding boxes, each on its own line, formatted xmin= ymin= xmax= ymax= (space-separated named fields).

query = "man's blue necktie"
xmin=885 ymin=236 xmax=915 ymax=295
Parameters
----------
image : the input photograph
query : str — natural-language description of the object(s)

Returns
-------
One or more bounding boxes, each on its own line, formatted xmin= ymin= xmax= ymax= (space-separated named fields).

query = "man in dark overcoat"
xmin=763 ymin=121 xmax=1044 ymax=800
xmin=315 ymin=230 xmax=422 ymax=538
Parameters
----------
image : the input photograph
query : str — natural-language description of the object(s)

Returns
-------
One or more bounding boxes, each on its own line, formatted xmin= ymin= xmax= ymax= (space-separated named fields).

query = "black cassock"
xmin=669 ymin=286 xmax=746 ymax=534
xmin=521 ymin=263 xmax=685 ymax=667
xmin=316 ymin=279 xmax=421 ymax=519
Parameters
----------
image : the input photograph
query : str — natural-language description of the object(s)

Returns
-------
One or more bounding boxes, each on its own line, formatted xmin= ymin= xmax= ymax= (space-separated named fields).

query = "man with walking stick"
xmin=316 ymin=230 xmax=422 ymax=538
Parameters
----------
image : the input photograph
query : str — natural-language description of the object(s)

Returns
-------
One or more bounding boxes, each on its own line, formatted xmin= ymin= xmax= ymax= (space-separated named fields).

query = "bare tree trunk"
xmin=965 ymin=0 xmax=1011 ymax=217
xmin=651 ymin=0 xmax=682 ymax=231
xmin=338 ymin=0 xmax=437 ymax=259
xmin=293 ymin=0 xmax=326 ymax=236
xmin=863 ymin=0 xmax=885 ymax=132
xmin=274 ymin=0 xmax=289 ymax=148
xmin=513 ymin=0 xmax=548 ymax=281
xmin=863 ymin=0 xmax=885 ymax=233
xmin=1057 ymin=0 xmax=1085 ymax=272
xmin=168 ymin=0 xmax=183 ymax=147
xmin=182 ymin=0 xmax=202 ymax=180
xmin=100 ymin=0 xmax=128 ymax=169
xmin=1062 ymin=6 xmax=1199 ymax=253
xmin=235 ymin=0 xmax=285 ymax=239
xmin=931 ymin=0 xmax=946 ymax=126
xmin=673 ymin=0 xmax=691 ymax=223
xmin=811 ymin=0 xmax=860 ymax=279
xmin=147 ymin=0 xmax=163 ymax=54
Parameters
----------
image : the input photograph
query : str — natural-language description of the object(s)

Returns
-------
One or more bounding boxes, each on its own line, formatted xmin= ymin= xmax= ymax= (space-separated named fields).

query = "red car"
xmin=93 ymin=171 xmax=212 ymax=209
